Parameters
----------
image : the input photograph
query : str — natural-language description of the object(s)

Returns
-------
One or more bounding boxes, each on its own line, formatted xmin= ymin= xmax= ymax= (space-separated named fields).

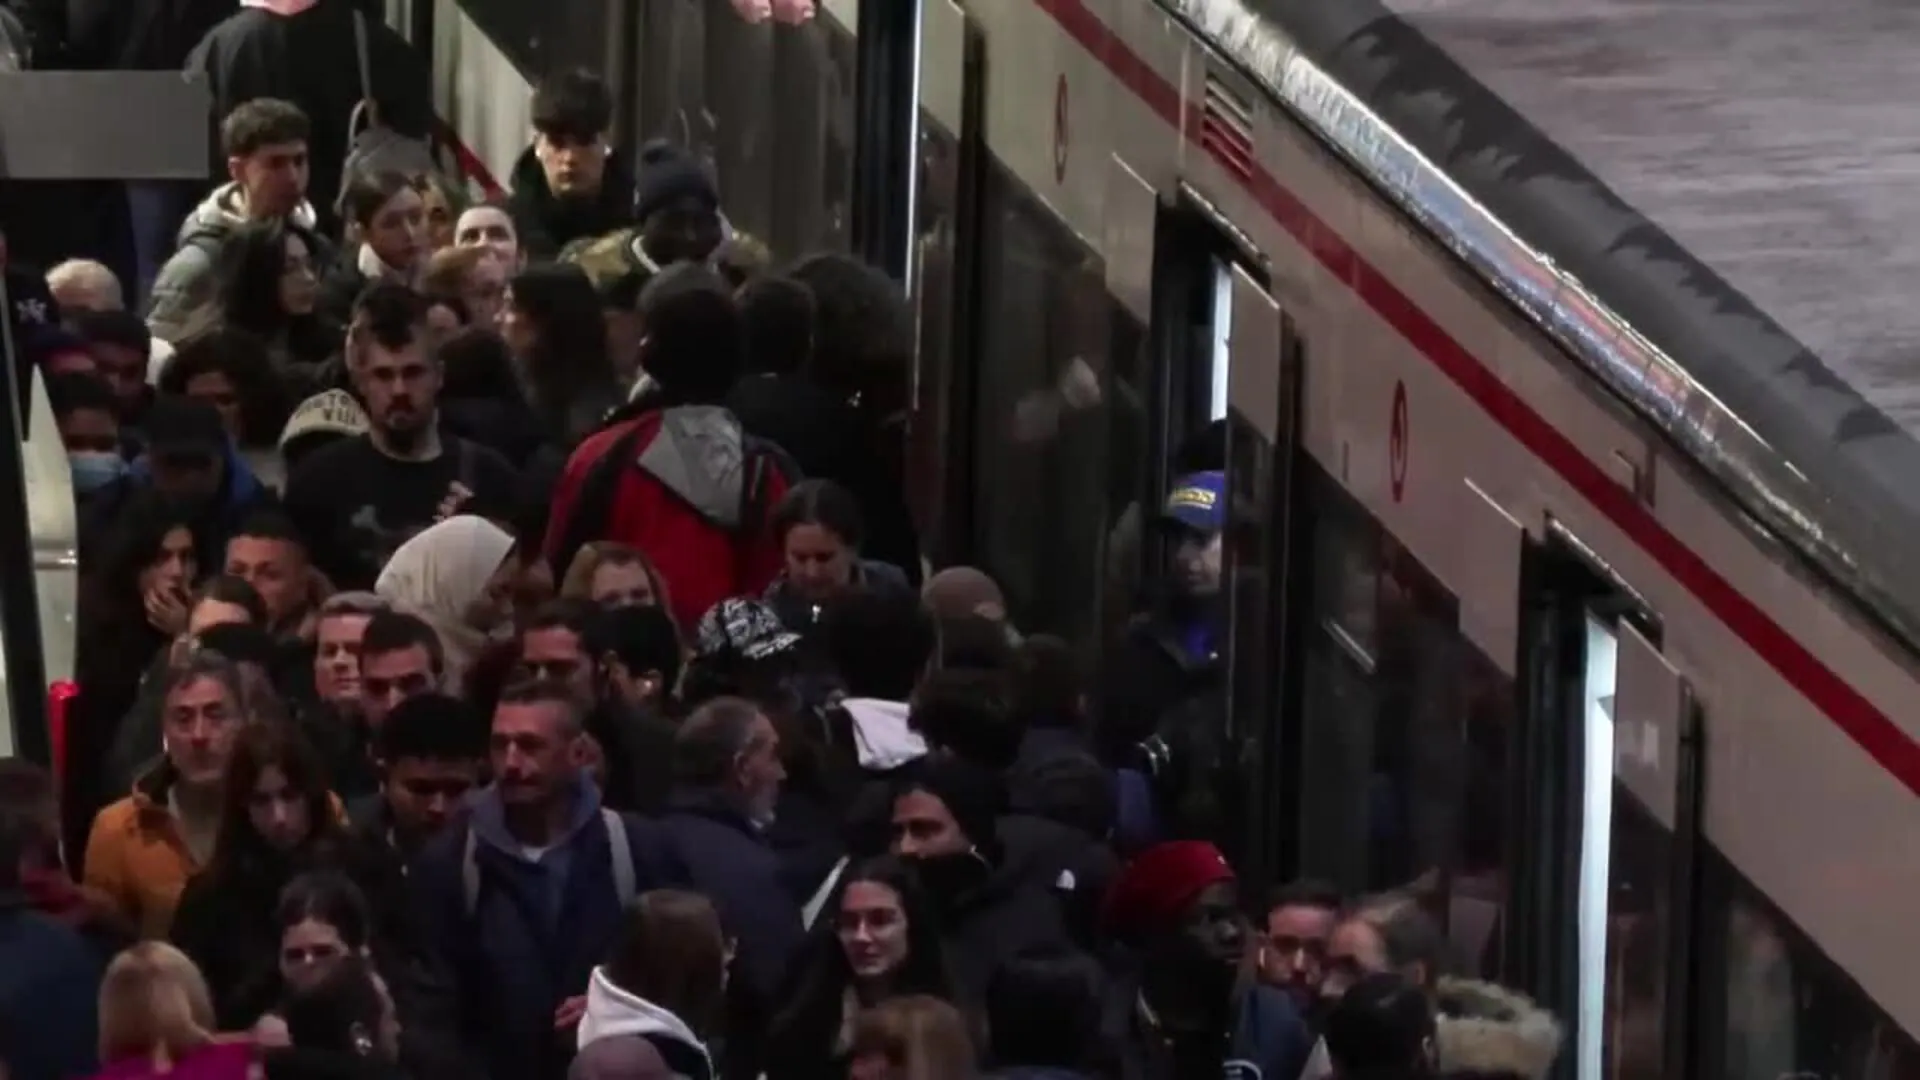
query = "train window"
xmin=648 ymin=0 xmax=853 ymax=260
xmin=968 ymin=160 xmax=1112 ymax=640
xmin=1099 ymin=307 xmax=1152 ymax=640
xmin=1208 ymin=259 xmax=1233 ymax=421
xmin=1289 ymin=466 xmax=1513 ymax=978
xmin=703 ymin=0 xmax=776 ymax=244
xmin=1698 ymin=852 xmax=1920 ymax=1080
xmin=906 ymin=115 xmax=962 ymax=555
xmin=1602 ymin=778 xmax=1677 ymax=1078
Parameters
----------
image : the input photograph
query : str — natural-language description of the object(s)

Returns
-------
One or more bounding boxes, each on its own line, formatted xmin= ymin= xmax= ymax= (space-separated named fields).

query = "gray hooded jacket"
xmin=145 ymin=182 xmax=319 ymax=342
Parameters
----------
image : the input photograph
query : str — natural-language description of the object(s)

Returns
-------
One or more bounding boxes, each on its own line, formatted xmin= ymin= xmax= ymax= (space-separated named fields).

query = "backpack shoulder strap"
xmin=602 ymin=809 xmax=637 ymax=910
xmin=460 ymin=821 xmax=480 ymax=917
xmin=801 ymin=856 xmax=850 ymax=932
xmin=453 ymin=437 xmax=478 ymax=492
xmin=555 ymin=423 xmax=646 ymax=574
xmin=736 ymin=437 xmax=800 ymax=535
xmin=348 ymin=10 xmax=378 ymax=143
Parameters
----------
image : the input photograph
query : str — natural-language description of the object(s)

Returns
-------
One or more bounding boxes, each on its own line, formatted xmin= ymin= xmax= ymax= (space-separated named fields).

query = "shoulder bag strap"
xmin=460 ymin=822 xmax=480 ymax=916
xmin=602 ymin=809 xmax=637 ymax=909
xmin=351 ymin=10 xmax=379 ymax=130
xmin=801 ymin=856 xmax=850 ymax=931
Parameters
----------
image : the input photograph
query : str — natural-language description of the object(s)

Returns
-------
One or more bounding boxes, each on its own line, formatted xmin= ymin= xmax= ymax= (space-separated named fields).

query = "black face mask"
xmin=911 ymin=849 xmax=992 ymax=907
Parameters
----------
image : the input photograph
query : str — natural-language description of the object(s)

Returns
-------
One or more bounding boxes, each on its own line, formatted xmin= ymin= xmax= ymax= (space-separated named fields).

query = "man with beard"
xmin=408 ymin=680 xmax=673 ymax=1080
xmin=284 ymin=282 xmax=520 ymax=589
xmin=1101 ymin=840 xmax=1312 ymax=1080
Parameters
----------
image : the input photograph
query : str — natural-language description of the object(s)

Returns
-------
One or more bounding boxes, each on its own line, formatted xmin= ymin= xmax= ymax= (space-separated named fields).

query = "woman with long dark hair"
xmin=168 ymin=724 xmax=402 ymax=1030
xmin=69 ymin=492 xmax=203 ymax=838
xmin=497 ymin=263 xmax=624 ymax=445
xmin=208 ymin=220 xmax=342 ymax=386
xmin=766 ymin=857 xmax=958 ymax=1079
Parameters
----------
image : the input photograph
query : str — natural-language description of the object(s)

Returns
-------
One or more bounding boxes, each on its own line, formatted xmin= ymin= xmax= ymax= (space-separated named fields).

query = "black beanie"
xmin=633 ymin=140 xmax=719 ymax=224
xmin=904 ymin=756 xmax=1005 ymax=851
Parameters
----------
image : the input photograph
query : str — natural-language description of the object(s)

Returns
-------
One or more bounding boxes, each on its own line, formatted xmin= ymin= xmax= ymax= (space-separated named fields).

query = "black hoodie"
xmin=186 ymin=1 xmax=433 ymax=234
xmin=506 ymin=147 xmax=641 ymax=261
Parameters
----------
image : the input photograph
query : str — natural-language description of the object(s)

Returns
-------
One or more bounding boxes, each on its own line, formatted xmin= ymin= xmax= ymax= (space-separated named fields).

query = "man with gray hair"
xmin=81 ymin=653 xmax=245 ymax=938
xmin=408 ymin=678 xmax=677 ymax=1080
xmin=658 ymin=696 xmax=803 ymax=1012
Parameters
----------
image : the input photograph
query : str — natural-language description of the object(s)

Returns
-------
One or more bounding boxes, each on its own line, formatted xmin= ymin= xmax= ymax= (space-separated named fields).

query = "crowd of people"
xmin=0 ymin=5 xmax=1569 ymax=1078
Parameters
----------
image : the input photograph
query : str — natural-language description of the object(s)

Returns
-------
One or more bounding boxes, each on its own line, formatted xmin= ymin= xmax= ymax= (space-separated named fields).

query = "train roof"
xmin=1209 ymin=0 xmax=1920 ymax=651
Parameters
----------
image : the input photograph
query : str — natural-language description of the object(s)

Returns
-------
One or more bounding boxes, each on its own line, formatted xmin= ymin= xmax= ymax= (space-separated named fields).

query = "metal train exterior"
xmin=414 ymin=0 xmax=1920 ymax=1073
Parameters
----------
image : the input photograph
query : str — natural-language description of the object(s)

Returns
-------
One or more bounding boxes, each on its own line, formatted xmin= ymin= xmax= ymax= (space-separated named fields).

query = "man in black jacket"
xmin=186 ymin=0 xmax=433 ymax=235
xmin=508 ymin=69 xmax=640 ymax=260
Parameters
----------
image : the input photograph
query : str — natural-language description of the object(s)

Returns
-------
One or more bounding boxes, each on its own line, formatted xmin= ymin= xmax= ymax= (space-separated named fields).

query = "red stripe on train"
xmin=1031 ymin=0 xmax=1920 ymax=796
xmin=435 ymin=117 xmax=504 ymax=198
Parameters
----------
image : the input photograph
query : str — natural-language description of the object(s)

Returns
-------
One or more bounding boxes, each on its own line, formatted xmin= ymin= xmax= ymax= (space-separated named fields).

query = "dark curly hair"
xmin=787 ymin=252 xmax=912 ymax=415
xmin=159 ymin=327 xmax=293 ymax=449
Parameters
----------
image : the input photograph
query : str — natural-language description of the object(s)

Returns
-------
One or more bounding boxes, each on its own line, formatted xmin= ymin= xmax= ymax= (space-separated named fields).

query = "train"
xmin=409 ymin=0 xmax=1920 ymax=1074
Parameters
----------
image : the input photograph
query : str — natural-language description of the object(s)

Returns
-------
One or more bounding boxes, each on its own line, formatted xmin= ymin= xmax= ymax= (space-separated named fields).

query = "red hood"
xmin=20 ymin=866 xmax=90 ymax=926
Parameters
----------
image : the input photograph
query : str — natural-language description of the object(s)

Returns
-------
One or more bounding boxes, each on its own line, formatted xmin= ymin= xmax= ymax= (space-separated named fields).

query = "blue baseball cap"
xmin=1160 ymin=471 xmax=1226 ymax=533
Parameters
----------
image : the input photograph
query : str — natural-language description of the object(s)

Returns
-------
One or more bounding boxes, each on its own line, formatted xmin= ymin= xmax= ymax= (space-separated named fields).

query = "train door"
xmin=1515 ymin=529 xmax=1703 ymax=1080
xmin=1141 ymin=200 xmax=1304 ymax=886
xmin=1220 ymin=266 xmax=1304 ymax=893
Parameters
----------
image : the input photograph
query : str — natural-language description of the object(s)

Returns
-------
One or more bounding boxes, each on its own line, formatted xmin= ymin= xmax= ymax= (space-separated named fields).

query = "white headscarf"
xmin=375 ymin=515 xmax=516 ymax=683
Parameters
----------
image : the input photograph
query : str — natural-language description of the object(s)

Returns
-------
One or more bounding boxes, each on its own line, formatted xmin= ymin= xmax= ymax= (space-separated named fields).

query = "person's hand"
xmin=434 ymin=481 xmax=474 ymax=522
xmin=143 ymin=584 xmax=190 ymax=636
xmin=554 ymin=995 xmax=588 ymax=1029
xmin=252 ymin=1014 xmax=291 ymax=1048
xmin=772 ymin=0 xmax=816 ymax=22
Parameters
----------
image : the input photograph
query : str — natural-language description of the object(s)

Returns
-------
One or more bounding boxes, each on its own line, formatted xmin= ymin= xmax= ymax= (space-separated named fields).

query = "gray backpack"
xmin=344 ymin=10 xmax=437 ymax=185
xmin=460 ymin=808 xmax=638 ymax=916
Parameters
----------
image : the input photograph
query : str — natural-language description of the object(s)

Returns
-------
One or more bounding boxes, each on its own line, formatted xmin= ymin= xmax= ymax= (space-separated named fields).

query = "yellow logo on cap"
xmin=1168 ymin=486 xmax=1217 ymax=510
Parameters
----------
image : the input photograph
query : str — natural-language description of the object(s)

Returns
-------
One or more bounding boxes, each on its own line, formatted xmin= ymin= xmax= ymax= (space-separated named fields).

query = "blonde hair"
xmin=46 ymin=259 xmax=125 ymax=312
xmin=421 ymin=243 xmax=490 ymax=300
xmin=98 ymin=943 xmax=216 ymax=1065
xmin=560 ymin=542 xmax=675 ymax=620
xmin=849 ymin=995 xmax=976 ymax=1080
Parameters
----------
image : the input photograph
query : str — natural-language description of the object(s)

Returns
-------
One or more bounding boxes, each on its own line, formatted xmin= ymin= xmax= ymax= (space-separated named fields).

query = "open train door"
xmin=1608 ymin=623 xmax=1702 ymax=1080
xmin=1512 ymin=530 xmax=1703 ymax=1080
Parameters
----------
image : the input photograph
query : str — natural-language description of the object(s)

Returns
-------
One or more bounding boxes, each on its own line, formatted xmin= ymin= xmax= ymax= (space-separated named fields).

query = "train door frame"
xmin=1143 ymin=196 xmax=1255 ymax=516
xmin=1223 ymin=298 xmax=1308 ymax=894
xmin=1144 ymin=194 xmax=1307 ymax=888
xmin=851 ymin=0 xmax=920 ymax=283
xmin=913 ymin=7 xmax=986 ymax=567
xmin=1513 ymin=522 xmax=1704 ymax=1079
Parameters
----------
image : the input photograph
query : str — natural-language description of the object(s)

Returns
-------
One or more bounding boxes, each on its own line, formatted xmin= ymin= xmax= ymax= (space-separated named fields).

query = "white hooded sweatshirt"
xmin=839 ymin=697 xmax=927 ymax=772
xmin=577 ymin=966 xmax=714 ymax=1079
